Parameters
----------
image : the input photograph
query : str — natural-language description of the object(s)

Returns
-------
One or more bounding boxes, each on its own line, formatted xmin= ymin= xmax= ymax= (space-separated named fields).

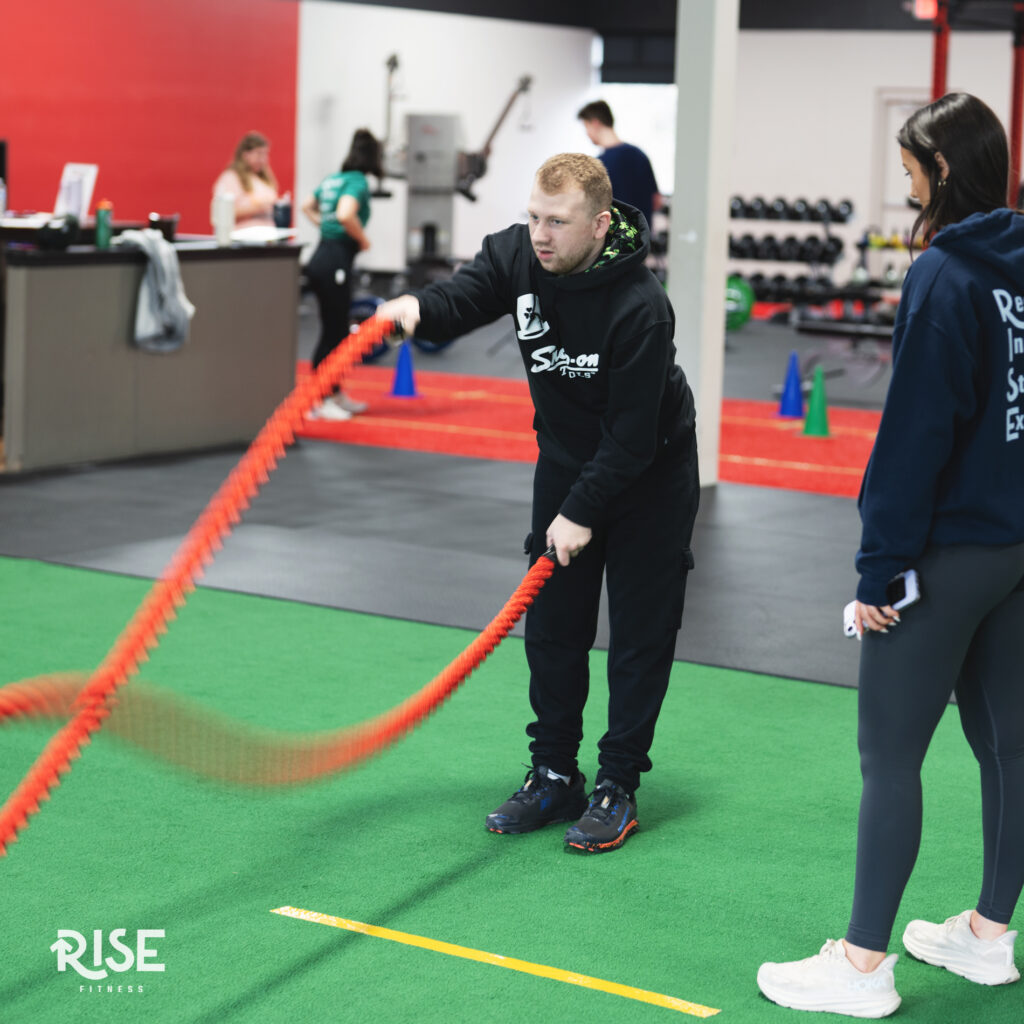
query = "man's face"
xmin=581 ymin=118 xmax=602 ymax=145
xmin=527 ymin=182 xmax=608 ymax=276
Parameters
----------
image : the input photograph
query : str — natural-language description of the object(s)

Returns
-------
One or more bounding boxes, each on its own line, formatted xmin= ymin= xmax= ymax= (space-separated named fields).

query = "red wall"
xmin=0 ymin=0 xmax=298 ymax=234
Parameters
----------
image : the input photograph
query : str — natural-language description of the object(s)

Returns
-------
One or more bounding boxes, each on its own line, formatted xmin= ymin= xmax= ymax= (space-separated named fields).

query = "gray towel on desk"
xmin=114 ymin=229 xmax=196 ymax=352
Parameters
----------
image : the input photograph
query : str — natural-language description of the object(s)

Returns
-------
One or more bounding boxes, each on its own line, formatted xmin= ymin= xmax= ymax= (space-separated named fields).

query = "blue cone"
xmin=778 ymin=350 xmax=804 ymax=418
xmin=391 ymin=341 xmax=419 ymax=398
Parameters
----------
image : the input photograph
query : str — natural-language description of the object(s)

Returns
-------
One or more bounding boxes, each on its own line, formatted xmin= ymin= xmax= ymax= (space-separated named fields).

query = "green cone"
xmin=803 ymin=365 xmax=830 ymax=437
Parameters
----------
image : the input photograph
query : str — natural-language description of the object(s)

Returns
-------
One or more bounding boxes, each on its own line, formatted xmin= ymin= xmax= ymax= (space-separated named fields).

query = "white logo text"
xmin=51 ymin=929 xmax=165 ymax=980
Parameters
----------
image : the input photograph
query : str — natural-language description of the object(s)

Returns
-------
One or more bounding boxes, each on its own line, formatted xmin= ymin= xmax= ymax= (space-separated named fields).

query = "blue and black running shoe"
xmin=563 ymin=782 xmax=638 ymax=853
xmin=485 ymin=766 xmax=588 ymax=834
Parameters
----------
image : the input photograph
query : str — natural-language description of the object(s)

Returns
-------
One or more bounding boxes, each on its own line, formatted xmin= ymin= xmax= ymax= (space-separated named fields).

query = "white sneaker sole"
xmin=902 ymin=929 xmax=1020 ymax=986
xmin=757 ymin=968 xmax=901 ymax=1018
xmin=306 ymin=406 xmax=352 ymax=422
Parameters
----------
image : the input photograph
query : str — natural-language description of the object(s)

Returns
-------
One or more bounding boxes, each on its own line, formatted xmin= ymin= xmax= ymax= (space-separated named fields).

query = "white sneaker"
xmin=307 ymin=398 xmax=352 ymax=422
xmin=757 ymin=939 xmax=901 ymax=1018
xmin=334 ymin=391 xmax=368 ymax=415
xmin=903 ymin=910 xmax=1020 ymax=985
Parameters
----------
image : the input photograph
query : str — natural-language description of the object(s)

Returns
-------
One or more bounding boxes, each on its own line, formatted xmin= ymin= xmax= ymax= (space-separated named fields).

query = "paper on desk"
xmin=229 ymin=226 xmax=296 ymax=244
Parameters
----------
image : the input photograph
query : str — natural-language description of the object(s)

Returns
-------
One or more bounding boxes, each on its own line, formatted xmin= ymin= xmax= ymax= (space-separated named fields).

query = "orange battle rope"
xmin=0 ymin=318 xmax=555 ymax=854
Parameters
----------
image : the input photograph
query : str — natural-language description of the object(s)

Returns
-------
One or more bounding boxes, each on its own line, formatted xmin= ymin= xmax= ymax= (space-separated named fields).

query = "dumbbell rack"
xmin=727 ymin=196 xmax=870 ymax=309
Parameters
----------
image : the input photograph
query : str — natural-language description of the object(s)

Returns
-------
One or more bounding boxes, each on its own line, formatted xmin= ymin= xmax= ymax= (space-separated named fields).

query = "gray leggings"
xmin=846 ymin=541 xmax=1024 ymax=952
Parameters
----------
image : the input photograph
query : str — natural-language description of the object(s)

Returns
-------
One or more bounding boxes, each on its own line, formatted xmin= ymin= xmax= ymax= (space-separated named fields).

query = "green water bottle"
xmin=95 ymin=198 xmax=113 ymax=249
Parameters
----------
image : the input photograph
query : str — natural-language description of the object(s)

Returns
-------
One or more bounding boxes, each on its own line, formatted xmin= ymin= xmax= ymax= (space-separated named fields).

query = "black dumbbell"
xmin=815 ymin=275 xmax=835 ymax=299
xmin=834 ymin=199 xmax=854 ymax=223
xmin=779 ymin=235 xmax=802 ymax=261
xmin=734 ymin=233 xmax=757 ymax=258
xmin=769 ymin=197 xmax=791 ymax=220
xmin=801 ymin=236 xmax=825 ymax=262
xmin=747 ymin=272 xmax=768 ymax=300
xmin=792 ymin=275 xmax=810 ymax=301
xmin=730 ymin=195 xmax=746 ymax=218
xmin=771 ymin=274 xmax=795 ymax=301
xmin=812 ymin=198 xmax=833 ymax=223
xmin=791 ymin=197 xmax=811 ymax=221
xmin=755 ymin=235 xmax=780 ymax=260
xmin=823 ymin=236 xmax=844 ymax=263
xmin=746 ymin=196 xmax=768 ymax=219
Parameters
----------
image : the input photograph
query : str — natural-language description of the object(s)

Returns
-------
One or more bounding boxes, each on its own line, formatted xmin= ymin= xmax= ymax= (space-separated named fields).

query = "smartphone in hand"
xmin=885 ymin=569 xmax=921 ymax=611
xmin=843 ymin=569 xmax=921 ymax=637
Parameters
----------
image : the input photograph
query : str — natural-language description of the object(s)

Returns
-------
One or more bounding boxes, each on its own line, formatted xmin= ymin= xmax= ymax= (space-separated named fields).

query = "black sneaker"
xmin=563 ymin=782 xmax=638 ymax=853
xmin=485 ymin=767 xmax=588 ymax=834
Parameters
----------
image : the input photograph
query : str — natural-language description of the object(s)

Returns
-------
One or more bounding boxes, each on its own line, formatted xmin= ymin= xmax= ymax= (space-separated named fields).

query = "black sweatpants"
xmin=846 ymin=541 xmax=1024 ymax=951
xmin=524 ymin=437 xmax=699 ymax=794
xmin=305 ymin=236 xmax=360 ymax=371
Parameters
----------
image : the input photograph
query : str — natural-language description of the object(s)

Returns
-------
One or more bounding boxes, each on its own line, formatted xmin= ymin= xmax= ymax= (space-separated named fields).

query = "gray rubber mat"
xmin=2 ymin=312 xmax=879 ymax=688
xmin=0 ymin=436 xmax=863 ymax=688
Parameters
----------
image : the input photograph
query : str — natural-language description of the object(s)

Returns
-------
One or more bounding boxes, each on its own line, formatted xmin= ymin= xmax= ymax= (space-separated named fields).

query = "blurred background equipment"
xmin=380 ymin=55 xmax=531 ymax=285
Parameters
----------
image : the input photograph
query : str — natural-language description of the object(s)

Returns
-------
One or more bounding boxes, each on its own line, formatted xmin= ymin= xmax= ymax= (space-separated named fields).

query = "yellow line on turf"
xmin=270 ymin=906 xmax=719 ymax=1017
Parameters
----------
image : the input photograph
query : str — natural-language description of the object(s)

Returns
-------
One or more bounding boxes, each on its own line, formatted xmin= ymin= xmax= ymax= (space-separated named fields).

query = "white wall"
xmin=574 ymin=30 xmax=1018 ymax=278
xmin=585 ymin=82 xmax=679 ymax=193
xmin=731 ymin=29 xmax=1014 ymax=204
xmin=297 ymin=10 xmax=1022 ymax=286
xmin=730 ymin=30 xmax=1014 ymax=277
xmin=297 ymin=2 xmax=595 ymax=269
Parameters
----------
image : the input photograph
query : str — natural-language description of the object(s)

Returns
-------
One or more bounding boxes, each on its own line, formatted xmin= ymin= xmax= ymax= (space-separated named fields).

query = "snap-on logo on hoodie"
xmin=530 ymin=346 xmax=601 ymax=378
xmin=516 ymin=294 xmax=550 ymax=340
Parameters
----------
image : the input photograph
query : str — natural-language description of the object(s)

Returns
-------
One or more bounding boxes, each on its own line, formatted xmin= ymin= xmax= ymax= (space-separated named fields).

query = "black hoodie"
xmin=413 ymin=202 xmax=696 ymax=528
xmin=857 ymin=208 xmax=1024 ymax=604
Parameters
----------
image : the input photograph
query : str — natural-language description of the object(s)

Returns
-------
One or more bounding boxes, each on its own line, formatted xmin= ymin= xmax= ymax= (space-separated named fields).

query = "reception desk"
xmin=1 ymin=241 xmax=301 ymax=474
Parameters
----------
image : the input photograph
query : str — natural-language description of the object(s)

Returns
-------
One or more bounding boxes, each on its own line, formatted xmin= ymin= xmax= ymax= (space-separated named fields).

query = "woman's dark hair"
xmin=342 ymin=128 xmax=383 ymax=177
xmin=897 ymin=92 xmax=1009 ymax=247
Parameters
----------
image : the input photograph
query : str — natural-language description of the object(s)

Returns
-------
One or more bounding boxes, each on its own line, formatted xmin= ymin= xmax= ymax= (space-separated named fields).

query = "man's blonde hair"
xmin=535 ymin=153 xmax=612 ymax=216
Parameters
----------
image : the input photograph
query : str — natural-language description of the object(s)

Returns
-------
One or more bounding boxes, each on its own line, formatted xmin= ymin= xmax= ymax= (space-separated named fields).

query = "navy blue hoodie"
xmin=856 ymin=208 xmax=1024 ymax=604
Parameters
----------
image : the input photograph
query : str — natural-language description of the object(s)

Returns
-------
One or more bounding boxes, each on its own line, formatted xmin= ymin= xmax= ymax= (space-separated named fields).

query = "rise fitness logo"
xmin=51 ymin=928 xmax=164 ymax=992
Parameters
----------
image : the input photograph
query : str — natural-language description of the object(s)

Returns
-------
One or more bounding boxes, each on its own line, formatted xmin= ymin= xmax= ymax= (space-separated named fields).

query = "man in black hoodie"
xmin=378 ymin=153 xmax=698 ymax=852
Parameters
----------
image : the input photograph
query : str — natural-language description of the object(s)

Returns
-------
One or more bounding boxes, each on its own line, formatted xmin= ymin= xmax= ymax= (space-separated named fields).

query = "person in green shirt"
xmin=301 ymin=129 xmax=382 ymax=420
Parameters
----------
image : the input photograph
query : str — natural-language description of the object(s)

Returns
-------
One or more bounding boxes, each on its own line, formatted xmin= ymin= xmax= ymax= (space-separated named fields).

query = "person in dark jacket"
xmin=377 ymin=153 xmax=698 ymax=853
xmin=577 ymin=100 xmax=661 ymax=231
xmin=759 ymin=93 xmax=1024 ymax=1018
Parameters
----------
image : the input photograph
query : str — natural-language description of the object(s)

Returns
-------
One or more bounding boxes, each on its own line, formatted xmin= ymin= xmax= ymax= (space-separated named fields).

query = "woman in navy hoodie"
xmin=759 ymin=93 xmax=1024 ymax=1018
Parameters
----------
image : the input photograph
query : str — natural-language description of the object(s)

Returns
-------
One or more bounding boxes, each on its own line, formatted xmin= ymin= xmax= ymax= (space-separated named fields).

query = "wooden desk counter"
xmin=1 ymin=242 xmax=302 ymax=474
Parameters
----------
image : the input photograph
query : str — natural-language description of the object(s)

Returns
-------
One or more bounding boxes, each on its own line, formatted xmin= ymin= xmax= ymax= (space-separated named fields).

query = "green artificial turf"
xmin=0 ymin=556 xmax=1020 ymax=1023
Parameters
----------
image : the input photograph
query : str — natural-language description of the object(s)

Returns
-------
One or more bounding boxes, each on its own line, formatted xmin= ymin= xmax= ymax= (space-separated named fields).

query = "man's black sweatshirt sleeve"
xmin=414 ymin=232 xmax=512 ymax=343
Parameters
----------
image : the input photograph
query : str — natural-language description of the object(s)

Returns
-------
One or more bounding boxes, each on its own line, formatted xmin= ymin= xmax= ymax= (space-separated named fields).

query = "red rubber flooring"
xmin=295 ymin=363 xmax=880 ymax=499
